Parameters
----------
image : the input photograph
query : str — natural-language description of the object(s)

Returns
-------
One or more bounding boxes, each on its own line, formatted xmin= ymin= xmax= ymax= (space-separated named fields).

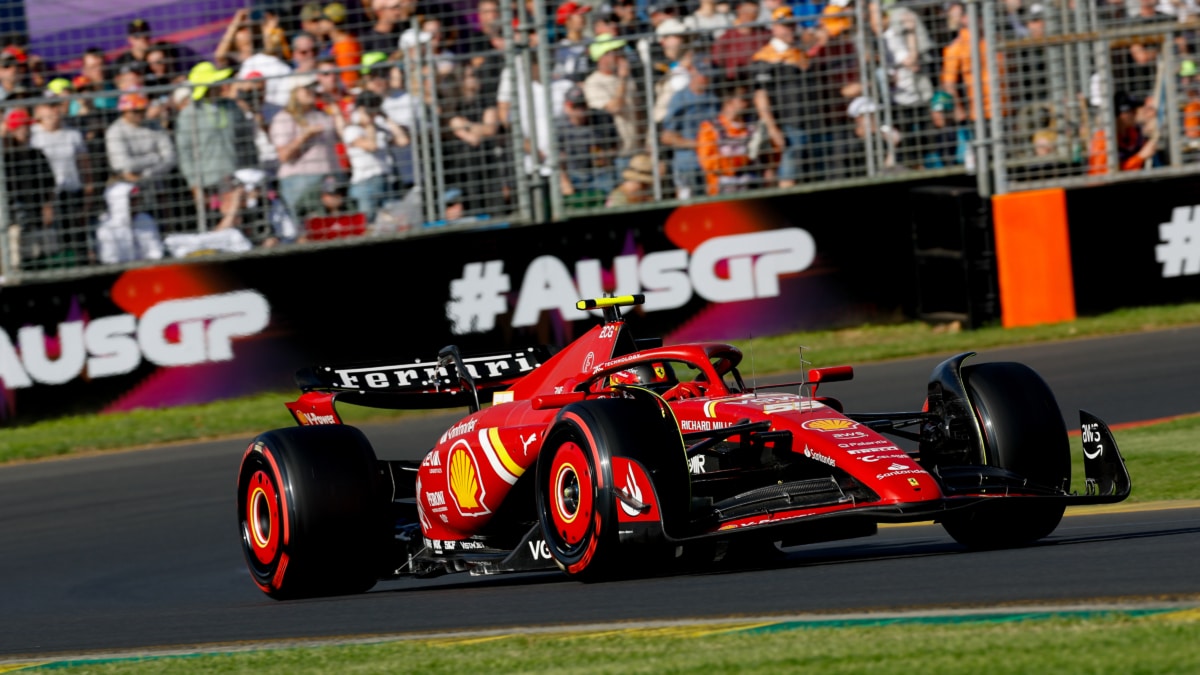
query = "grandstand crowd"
xmin=0 ymin=0 xmax=1197 ymax=272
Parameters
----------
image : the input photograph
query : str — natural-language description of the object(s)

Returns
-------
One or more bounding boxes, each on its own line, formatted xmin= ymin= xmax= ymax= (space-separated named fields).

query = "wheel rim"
xmin=549 ymin=441 xmax=593 ymax=548
xmin=245 ymin=470 xmax=280 ymax=565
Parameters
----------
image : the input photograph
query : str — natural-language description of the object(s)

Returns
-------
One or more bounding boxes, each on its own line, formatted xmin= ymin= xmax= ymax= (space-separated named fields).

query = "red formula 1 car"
xmin=237 ymin=295 xmax=1132 ymax=599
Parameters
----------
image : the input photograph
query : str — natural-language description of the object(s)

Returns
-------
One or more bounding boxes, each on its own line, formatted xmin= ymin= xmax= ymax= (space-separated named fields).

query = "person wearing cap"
xmin=3 ymin=107 xmax=60 ymax=267
xmin=660 ymin=56 xmax=720 ymax=199
xmin=399 ymin=18 xmax=456 ymax=77
xmin=553 ymin=1 xmax=593 ymax=84
xmin=556 ymin=85 xmax=620 ymax=207
xmin=582 ymin=34 xmax=640 ymax=160
xmin=750 ymin=4 xmax=814 ymax=187
xmin=711 ymin=0 xmax=766 ymax=82
xmin=696 ymin=83 xmax=762 ymax=195
xmin=114 ymin=18 xmax=153 ymax=77
xmin=604 ymin=152 xmax=655 ymax=206
xmin=105 ymin=92 xmax=176 ymax=213
xmin=315 ymin=2 xmax=362 ymax=89
xmin=291 ymin=172 xmax=353 ymax=225
xmin=175 ymin=61 xmax=257 ymax=221
xmin=342 ymin=89 xmax=409 ymax=221
xmin=648 ymin=18 xmax=692 ymax=125
xmin=31 ymin=98 xmax=95 ymax=262
xmin=0 ymin=46 xmax=27 ymax=102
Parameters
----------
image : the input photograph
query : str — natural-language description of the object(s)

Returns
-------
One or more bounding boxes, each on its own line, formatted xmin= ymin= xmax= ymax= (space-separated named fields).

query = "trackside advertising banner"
xmin=0 ymin=180 xmax=958 ymax=423
xmin=1064 ymin=175 xmax=1200 ymax=315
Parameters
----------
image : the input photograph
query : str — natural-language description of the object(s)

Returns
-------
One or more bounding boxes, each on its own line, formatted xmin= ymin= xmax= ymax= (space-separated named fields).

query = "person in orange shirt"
xmin=940 ymin=2 xmax=1005 ymax=122
xmin=317 ymin=3 xmax=362 ymax=90
xmin=697 ymin=84 xmax=763 ymax=195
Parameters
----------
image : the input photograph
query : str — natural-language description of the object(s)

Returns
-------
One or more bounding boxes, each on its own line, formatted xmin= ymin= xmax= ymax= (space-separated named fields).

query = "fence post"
xmin=531 ymin=0 xmax=562 ymax=221
xmin=642 ymin=43 xmax=663 ymax=201
xmin=1163 ymin=27 xmax=1183 ymax=168
xmin=984 ymin=0 xmax=1007 ymax=195
xmin=499 ymin=0 xmax=531 ymax=224
xmin=858 ymin=0 xmax=879 ymax=175
xmin=966 ymin=0 xmax=991 ymax=197
xmin=0 ymin=122 xmax=12 ymax=282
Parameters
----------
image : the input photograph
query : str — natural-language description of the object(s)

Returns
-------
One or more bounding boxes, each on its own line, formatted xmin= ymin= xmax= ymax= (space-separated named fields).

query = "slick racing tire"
xmin=536 ymin=397 xmax=688 ymax=582
xmin=941 ymin=362 xmax=1071 ymax=550
xmin=238 ymin=425 xmax=390 ymax=600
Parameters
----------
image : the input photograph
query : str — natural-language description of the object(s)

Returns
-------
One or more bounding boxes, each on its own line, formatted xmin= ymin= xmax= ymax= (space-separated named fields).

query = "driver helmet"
xmin=609 ymin=362 xmax=674 ymax=387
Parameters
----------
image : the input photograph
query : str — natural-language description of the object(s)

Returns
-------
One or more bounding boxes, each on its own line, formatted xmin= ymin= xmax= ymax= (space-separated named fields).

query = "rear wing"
xmin=293 ymin=345 xmax=552 ymax=411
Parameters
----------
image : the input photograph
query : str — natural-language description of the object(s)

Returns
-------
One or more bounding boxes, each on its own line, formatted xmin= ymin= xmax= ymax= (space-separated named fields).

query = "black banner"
xmin=0 ymin=177 xmax=970 ymax=424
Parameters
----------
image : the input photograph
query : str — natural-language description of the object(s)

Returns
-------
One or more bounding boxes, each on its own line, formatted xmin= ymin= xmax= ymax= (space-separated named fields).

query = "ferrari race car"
xmin=237 ymin=295 xmax=1131 ymax=599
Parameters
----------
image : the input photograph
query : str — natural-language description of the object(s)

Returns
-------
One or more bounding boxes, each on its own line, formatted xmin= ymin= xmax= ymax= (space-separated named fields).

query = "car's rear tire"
xmin=536 ymin=398 xmax=687 ymax=581
xmin=941 ymin=362 xmax=1071 ymax=550
xmin=237 ymin=425 xmax=390 ymax=599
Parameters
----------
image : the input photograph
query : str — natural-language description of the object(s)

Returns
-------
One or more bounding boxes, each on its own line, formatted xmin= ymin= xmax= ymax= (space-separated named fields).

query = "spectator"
xmin=343 ymin=90 xmax=409 ymax=221
xmin=554 ymin=1 xmax=593 ymax=84
xmin=318 ymin=3 xmax=362 ymax=90
xmin=298 ymin=3 xmax=331 ymax=54
xmin=1086 ymin=92 xmax=1159 ymax=174
xmin=400 ymin=18 xmax=457 ymax=77
xmin=209 ymin=168 xmax=293 ymax=248
xmin=313 ymin=56 xmax=354 ymax=116
xmin=144 ymin=42 xmax=184 ymax=89
xmin=292 ymin=172 xmax=352 ymax=223
xmin=696 ymin=82 xmax=762 ymax=194
xmin=940 ymin=3 xmax=1005 ymax=123
xmin=612 ymin=0 xmax=647 ymax=37
xmin=845 ymin=95 xmax=900 ymax=171
xmin=258 ymin=4 xmax=292 ymax=61
xmin=115 ymin=18 xmax=153 ymax=74
xmin=3 ymin=108 xmax=59 ymax=267
xmin=660 ymin=56 xmax=721 ymax=199
xmin=277 ymin=32 xmax=321 ymax=105
xmin=605 ymin=152 xmax=655 ymax=206
xmin=583 ymin=35 xmax=641 ymax=166
xmin=215 ymin=9 xmax=261 ymax=70
xmin=231 ymin=22 xmax=294 ymax=111
xmin=924 ymin=89 xmax=959 ymax=168
xmin=751 ymin=5 xmax=812 ymax=187
xmin=461 ymin=0 xmax=502 ymax=57
xmin=31 ymin=100 xmax=94 ymax=263
xmin=362 ymin=0 xmax=406 ymax=56
xmin=114 ymin=60 xmax=146 ymax=93
xmin=270 ymin=82 xmax=342 ymax=223
xmin=877 ymin=4 xmax=934 ymax=167
xmin=684 ymin=0 xmax=734 ymax=51
xmin=0 ymin=47 xmax=26 ymax=101
xmin=95 ymin=181 xmax=164 ymax=264
xmin=175 ymin=62 xmax=257 ymax=223
xmin=440 ymin=64 xmax=505 ymax=214
xmin=497 ymin=48 xmax=572 ymax=174
xmin=104 ymin=92 xmax=177 ymax=224
xmin=712 ymin=0 xmax=767 ymax=83
xmin=235 ymin=72 xmax=281 ymax=176
xmin=650 ymin=19 xmax=693 ymax=124
xmin=557 ymin=85 xmax=620 ymax=208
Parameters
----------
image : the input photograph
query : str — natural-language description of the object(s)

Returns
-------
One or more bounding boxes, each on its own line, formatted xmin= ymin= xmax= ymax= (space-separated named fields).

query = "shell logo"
xmin=448 ymin=442 xmax=490 ymax=517
xmin=801 ymin=418 xmax=860 ymax=432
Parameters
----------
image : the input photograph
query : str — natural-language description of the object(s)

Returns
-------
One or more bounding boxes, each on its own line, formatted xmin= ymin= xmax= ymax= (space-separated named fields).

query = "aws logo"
xmin=448 ymin=442 xmax=490 ymax=517
xmin=801 ymin=418 xmax=860 ymax=432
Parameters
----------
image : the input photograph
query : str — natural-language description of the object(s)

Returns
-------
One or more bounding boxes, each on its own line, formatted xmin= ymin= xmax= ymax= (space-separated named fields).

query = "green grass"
xmin=3 ymin=301 xmax=1200 ymax=466
xmin=35 ymin=613 xmax=1200 ymax=674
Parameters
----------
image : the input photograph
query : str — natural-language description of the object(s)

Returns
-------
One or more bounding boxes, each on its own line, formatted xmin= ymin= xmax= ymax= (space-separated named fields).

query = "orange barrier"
xmin=991 ymin=188 xmax=1076 ymax=327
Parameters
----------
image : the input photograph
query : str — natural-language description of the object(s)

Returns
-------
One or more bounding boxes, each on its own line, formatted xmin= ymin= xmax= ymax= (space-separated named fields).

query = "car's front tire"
xmin=237 ymin=425 xmax=390 ymax=599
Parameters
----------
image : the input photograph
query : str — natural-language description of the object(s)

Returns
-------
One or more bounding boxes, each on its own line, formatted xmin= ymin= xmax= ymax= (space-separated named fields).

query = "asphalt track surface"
xmin=3 ymin=327 xmax=1200 ymax=658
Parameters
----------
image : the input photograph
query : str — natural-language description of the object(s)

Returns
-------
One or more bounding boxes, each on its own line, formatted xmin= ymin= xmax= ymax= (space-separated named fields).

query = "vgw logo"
xmin=446 ymin=228 xmax=816 ymax=335
xmin=0 ymin=290 xmax=270 ymax=388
